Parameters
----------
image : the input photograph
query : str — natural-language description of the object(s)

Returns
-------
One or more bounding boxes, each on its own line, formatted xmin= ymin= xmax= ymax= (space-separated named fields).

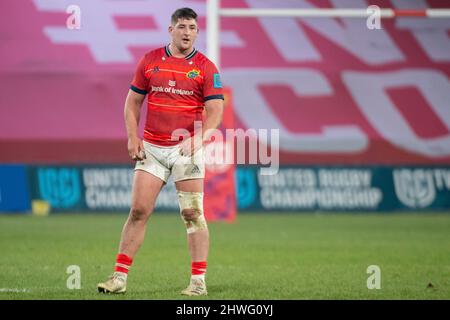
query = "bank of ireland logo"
xmin=393 ymin=169 xmax=435 ymax=208
xmin=38 ymin=168 xmax=81 ymax=209
xmin=186 ymin=69 xmax=200 ymax=79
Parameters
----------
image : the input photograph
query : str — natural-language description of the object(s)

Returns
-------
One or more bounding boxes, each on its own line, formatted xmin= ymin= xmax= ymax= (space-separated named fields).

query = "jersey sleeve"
xmin=130 ymin=55 xmax=149 ymax=95
xmin=203 ymin=61 xmax=224 ymax=102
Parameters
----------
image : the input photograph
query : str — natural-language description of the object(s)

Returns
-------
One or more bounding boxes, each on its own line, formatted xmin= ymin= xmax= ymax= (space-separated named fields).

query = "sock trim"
xmin=191 ymin=261 xmax=207 ymax=275
xmin=115 ymin=253 xmax=133 ymax=274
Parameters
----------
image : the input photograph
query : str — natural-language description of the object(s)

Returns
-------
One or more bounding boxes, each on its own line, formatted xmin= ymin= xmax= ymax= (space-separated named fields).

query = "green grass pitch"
xmin=0 ymin=212 xmax=449 ymax=300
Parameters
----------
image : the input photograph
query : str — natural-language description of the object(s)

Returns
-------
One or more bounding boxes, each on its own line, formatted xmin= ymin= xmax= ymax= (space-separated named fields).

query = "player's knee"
xmin=181 ymin=209 xmax=207 ymax=234
xmin=181 ymin=208 xmax=201 ymax=221
xmin=129 ymin=204 xmax=152 ymax=223
xmin=177 ymin=191 xmax=207 ymax=233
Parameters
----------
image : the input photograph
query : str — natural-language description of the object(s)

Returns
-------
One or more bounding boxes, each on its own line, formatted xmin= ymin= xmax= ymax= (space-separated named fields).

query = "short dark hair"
xmin=171 ymin=7 xmax=198 ymax=25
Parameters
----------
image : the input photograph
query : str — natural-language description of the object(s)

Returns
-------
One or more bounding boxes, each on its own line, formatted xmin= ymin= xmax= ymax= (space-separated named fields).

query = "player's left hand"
xmin=179 ymin=134 xmax=203 ymax=157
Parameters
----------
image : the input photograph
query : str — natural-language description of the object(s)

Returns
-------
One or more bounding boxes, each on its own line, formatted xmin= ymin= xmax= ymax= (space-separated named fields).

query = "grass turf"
xmin=0 ymin=212 xmax=449 ymax=300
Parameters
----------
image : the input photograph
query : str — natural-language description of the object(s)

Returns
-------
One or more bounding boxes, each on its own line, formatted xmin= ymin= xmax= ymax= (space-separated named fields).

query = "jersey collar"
xmin=165 ymin=45 xmax=197 ymax=60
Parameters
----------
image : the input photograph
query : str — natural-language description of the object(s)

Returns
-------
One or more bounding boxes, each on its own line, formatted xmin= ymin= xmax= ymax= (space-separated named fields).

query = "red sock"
xmin=191 ymin=261 xmax=207 ymax=276
xmin=115 ymin=253 xmax=133 ymax=274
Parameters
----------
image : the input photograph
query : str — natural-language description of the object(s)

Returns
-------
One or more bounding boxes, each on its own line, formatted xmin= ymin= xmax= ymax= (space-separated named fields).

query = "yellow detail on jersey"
xmin=186 ymin=69 xmax=201 ymax=79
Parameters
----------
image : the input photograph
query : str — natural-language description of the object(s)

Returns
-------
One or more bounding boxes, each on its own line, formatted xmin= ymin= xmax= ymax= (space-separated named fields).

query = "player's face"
xmin=169 ymin=18 xmax=198 ymax=53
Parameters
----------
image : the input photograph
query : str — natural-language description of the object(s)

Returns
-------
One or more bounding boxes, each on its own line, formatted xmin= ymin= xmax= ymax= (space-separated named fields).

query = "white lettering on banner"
xmin=83 ymin=168 xmax=132 ymax=209
xmin=248 ymin=0 xmax=404 ymax=65
xmin=82 ymin=168 xmax=178 ymax=210
xmin=33 ymin=0 xmax=244 ymax=63
xmin=393 ymin=168 xmax=450 ymax=208
xmin=83 ymin=169 xmax=133 ymax=187
xmin=224 ymin=69 xmax=368 ymax=153
xmin=85 ymin=186 xmax=178 ymax=210
xmin=393 ymin=0 xmax=450 ymax=62
xmin=258 ymin=169 xmax=316 ymax=188
xmin=85 ymin=188 xmax=131 ymax=209
xmin=343 ymin=70 xmax=450 ymax=157
xmin=259 ymin=168 xmax=382 ymax=210
xmin=434 ymin=170 xmax=450 ymax=190
xmin=260 ymin=188 xmax=382 ymax=209
xmin=319 ymin=169 xmax=371 ymax=188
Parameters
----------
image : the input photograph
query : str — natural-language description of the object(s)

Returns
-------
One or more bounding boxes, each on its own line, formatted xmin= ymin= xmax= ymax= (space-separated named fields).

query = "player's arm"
xmin=201 ymin=65 xmax=224 ymax=142
xmin=124 ymin=89 xmax=146 ymax=161
xmin=202 ymin=98 xmax=224 ymax=143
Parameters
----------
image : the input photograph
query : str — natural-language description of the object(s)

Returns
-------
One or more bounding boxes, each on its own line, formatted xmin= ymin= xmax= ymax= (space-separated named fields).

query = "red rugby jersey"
xmin=130 ymin=45 xmax=224 ymax=146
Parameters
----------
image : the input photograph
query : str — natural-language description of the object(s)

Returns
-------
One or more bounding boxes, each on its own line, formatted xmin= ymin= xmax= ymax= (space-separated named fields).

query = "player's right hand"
xmin=128 ymin=137 xmax=146 ymax=161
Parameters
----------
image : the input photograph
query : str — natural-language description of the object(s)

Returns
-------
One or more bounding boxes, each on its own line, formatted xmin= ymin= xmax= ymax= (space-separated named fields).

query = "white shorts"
xmin=135 ymin=141 xmax=205 ymax=183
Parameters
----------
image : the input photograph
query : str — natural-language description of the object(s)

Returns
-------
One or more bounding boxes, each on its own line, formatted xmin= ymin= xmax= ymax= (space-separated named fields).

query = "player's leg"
xmin=175 ymin=178 xmax=209 ymax=296
xmin=172 ymin=144 xmax=208 ymax=296
xmin=97 ymin=170 xmax=164 ymax=294
xmin=175 ymin=178 xmax=209 ymax=262
xmin=98 ymin=143 xmax=168 ymax=294
xmin=119 ymin=169 xmax=165 ymax=258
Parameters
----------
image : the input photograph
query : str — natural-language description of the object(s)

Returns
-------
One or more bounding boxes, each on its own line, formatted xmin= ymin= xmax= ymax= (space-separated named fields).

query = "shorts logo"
xmin=153 ymin=66 xmax=159 ymax=72
xmin=192 ymin=165 xmax=200 ymax=174
xmin=186 ymin=69 xmax=200 ymax=79
xmin=185 ymin=164 xmax=201 ymax=175
xmin=213 ymin=73 xmax=222 ymax=88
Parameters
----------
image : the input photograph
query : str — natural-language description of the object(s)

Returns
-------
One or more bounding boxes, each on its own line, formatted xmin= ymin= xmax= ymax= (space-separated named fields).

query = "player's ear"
xmin=168 ymin=25 xmax=174 ymax=33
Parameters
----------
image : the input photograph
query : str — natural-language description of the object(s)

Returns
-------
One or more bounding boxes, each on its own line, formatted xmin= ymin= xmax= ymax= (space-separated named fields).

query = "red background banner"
xmin=0 ymin=0 xmax=449 ymax=165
